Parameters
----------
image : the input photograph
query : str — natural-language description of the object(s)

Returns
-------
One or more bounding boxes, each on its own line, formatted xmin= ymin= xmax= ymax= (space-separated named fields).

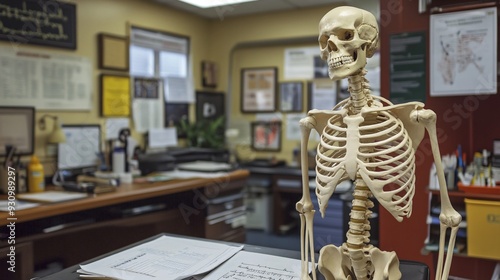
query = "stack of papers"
xmin=0 ymin=200 xmax=40 ymax=211
xmin=79 ymin=236 xmax=243 ymax=280
xmin=78 ymin=235 xmax=306 ymax=280
xmin=17 ymin=191 xmax=88 ymax=203
xmin=176 ymin=161 xmax=233 ymax=172
xmin=203 ymin=251 xmax=302 ymax=280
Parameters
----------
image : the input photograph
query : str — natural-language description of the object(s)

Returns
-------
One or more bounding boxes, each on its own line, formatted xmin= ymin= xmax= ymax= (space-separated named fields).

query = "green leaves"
xmin=179 ymin=116 xmax=225 ymax=149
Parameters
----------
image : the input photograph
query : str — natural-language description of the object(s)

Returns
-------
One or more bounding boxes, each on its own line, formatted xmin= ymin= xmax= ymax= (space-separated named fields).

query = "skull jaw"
xmin=327 ymin=50 xmax=367 ymax=80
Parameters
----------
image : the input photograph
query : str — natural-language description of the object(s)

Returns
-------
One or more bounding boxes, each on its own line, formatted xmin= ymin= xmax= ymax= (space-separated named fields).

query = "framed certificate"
xmin=98 ymin=33 xmax=129 ymax=71
xmin=241 ymin=67 xmax=277 ymax=113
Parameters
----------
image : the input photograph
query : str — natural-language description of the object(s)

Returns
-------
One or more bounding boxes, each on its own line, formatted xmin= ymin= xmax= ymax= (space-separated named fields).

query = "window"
xmin=129 ymin=27 xmax=193 ymax=103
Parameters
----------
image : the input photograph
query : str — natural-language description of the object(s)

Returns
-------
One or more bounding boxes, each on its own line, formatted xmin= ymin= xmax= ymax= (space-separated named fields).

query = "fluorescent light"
xmin=177 ymin=0 xmax=257 ymax=9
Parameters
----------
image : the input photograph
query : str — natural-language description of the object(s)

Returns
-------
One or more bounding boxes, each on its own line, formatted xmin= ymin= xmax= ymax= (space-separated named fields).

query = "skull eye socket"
xmin=319 ymin=35 xmax=328 ymax=49
xmin=339 ymin=30 xmax=354 ymax=41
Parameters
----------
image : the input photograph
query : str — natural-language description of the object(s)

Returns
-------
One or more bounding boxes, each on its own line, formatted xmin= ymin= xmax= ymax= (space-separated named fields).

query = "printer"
xmin=137 ymin=148 xmax=229 ymax=175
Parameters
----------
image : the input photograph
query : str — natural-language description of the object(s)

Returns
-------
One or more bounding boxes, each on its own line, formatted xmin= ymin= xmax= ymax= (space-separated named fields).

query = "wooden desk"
xmin=0 ymin=170 xmax=249 ymax=280
xmin=241 ymin=165 xmax=315 ymax=234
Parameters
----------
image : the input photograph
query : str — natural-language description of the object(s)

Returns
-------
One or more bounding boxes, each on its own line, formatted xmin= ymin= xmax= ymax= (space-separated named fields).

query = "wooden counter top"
xmin=0 ymin=169 xmax=249 ymax=226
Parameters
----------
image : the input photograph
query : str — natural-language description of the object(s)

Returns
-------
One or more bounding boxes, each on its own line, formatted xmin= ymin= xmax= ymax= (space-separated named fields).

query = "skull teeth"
xmin=330 ymin=55 xmax=354 ymax=68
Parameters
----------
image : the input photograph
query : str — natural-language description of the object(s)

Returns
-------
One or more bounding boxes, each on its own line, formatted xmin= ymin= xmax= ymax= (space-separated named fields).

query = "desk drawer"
xmin=207 ymin=193 xmax=244 ymax=216
xmin=206 ymin=210 xmax=246 ymax=240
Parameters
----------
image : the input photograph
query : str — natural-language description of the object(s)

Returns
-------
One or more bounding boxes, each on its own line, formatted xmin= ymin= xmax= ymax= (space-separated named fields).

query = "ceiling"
xmin=154 ymin=0 xmax=351 ymax=19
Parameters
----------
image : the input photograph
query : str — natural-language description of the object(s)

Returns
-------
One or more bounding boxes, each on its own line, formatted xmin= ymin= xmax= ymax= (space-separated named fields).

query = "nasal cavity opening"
xmin=327 ymin=40 xmax=338 ymax=52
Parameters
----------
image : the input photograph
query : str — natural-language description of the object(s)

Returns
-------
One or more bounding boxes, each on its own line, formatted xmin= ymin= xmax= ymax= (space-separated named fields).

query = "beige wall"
xmin=207 ymin=2 xmax=379 ymax=163
xmin=4 ymin=0 xmax=379 ymax=171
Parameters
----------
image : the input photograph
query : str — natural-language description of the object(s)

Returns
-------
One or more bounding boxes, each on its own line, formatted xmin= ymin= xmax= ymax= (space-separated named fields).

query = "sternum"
xmin=344 ymin=115 xmax=364 ymax=180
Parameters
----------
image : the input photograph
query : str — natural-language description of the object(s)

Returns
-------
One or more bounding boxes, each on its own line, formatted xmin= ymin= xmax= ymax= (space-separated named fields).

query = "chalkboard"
xmin=0 ymin=0 xmax=77 ymax=49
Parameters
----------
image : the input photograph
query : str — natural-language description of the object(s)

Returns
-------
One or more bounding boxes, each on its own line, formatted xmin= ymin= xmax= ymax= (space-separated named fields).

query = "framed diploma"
xmin=98 ymin=33 xmax=129 ymax=71
xmin=241 ymin=67 xmax=277 ymax=113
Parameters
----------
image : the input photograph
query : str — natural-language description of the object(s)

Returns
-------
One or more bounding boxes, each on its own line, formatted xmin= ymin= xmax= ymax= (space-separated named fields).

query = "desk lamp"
xmin=39 ymin=115 xmax=66 ymax=157
xmin=39 ymin=114 xmax=66 ymax=144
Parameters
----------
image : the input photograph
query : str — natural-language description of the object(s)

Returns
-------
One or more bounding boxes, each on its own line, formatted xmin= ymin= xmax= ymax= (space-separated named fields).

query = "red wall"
xmin=379 ymin=0 xmax=500 ymax=278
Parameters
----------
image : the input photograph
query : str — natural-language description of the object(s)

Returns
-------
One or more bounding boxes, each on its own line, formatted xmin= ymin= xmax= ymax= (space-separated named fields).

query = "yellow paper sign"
xmin=101 ymin=75 xmax=130 ymax=117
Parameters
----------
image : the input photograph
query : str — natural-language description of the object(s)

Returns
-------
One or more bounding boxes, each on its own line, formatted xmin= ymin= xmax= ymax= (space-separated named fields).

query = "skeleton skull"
xmin=318 ymin=6 xmax=379 ymax=80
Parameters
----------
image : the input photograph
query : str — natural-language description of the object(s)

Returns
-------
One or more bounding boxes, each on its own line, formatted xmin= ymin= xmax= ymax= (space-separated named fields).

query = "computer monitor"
xmin=0 ymin=106 xmax=35 ymax=156
xmin=57 ymin=125 xmax=101 ymax=175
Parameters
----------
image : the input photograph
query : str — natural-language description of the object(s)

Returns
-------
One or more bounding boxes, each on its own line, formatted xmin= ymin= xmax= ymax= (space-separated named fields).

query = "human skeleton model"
xmin=296 ymin=6 xmax=462 ymax=280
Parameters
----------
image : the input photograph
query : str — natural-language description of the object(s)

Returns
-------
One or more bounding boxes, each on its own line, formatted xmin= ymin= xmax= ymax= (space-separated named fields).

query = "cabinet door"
xmin=206 ymin=193 xmax=246 ymax=242
xmin=0 ymin=242 xmax=33 ymax=280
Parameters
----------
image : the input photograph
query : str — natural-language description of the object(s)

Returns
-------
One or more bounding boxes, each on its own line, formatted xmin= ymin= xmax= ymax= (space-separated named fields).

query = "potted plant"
xmin=179 ymin=116 xmax=225 ymax=149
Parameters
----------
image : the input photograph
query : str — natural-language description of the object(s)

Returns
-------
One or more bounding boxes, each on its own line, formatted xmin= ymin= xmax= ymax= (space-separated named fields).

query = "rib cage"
xmin=315 ymin=110 xmax=415 ymax=221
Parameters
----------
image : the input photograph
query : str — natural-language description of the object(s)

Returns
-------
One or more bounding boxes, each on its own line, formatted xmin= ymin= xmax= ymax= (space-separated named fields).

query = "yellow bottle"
xmin=28 ymin=155 xmax=45 ymax=192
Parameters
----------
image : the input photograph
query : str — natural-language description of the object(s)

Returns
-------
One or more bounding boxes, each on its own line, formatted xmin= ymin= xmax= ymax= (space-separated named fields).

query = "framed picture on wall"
xmin=98 ymin=33 xmax=129 ymax=71
xmin=241 ymin=67 xmax=277 ymax=113
xmin=307 ymin=80 xmax=337 ymax=111
xmin=251 ymin=121 xmax=282 ymax=151
xmin=133 ymin=77 xmax=161 ymax=99
xmin=195 ymin=91 xmax=225 ymax=121
xmin=279 ymin=81 xmax=303 ymax=112
xmin=201 ymin=60 xmax=218 ymax=88
xmin=165 ymin=103 xmax=189 ymax=138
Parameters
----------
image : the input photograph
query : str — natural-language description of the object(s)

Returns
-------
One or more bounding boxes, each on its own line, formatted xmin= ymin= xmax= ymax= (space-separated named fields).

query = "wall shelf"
xmin=428 ymin=189 xmax=500 ymax=200
xmin=426 ymin=188 xmax=500 ymax=279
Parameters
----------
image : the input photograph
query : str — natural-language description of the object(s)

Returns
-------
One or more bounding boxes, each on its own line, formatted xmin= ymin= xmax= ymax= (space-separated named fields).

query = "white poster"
xmin=132 ymin=77 xmax=164 ymax=133
xmin=0 ymin=47 xmax=92 ymax=110
xmin=286 ymin=113 xmax=306 ymax=140
xmin=284 ymin=46 xmax=318 ymax=80
xmin=310 ymin=80 xmax=337 ymax=110
xmin=430 ymin=7 xmax=497 ymax=96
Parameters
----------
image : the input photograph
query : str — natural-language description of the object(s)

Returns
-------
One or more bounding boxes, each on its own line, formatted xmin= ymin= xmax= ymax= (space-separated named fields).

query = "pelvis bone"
xmin=318 ymin=244 xmax=401 ymax=280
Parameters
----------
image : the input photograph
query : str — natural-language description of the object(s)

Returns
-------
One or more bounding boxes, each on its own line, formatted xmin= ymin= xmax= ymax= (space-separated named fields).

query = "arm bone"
xmin=296 ymin=116 xmax=317 ymax=280
xmin=410 ymin=109 xmax=462 ymax=280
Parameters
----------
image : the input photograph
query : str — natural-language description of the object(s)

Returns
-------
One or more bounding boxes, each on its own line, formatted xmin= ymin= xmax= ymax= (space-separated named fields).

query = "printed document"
xmin=203 ymin=251 xmax=302 ymax=280
xmin=79 ymin=235 xmax=243 ymax=280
